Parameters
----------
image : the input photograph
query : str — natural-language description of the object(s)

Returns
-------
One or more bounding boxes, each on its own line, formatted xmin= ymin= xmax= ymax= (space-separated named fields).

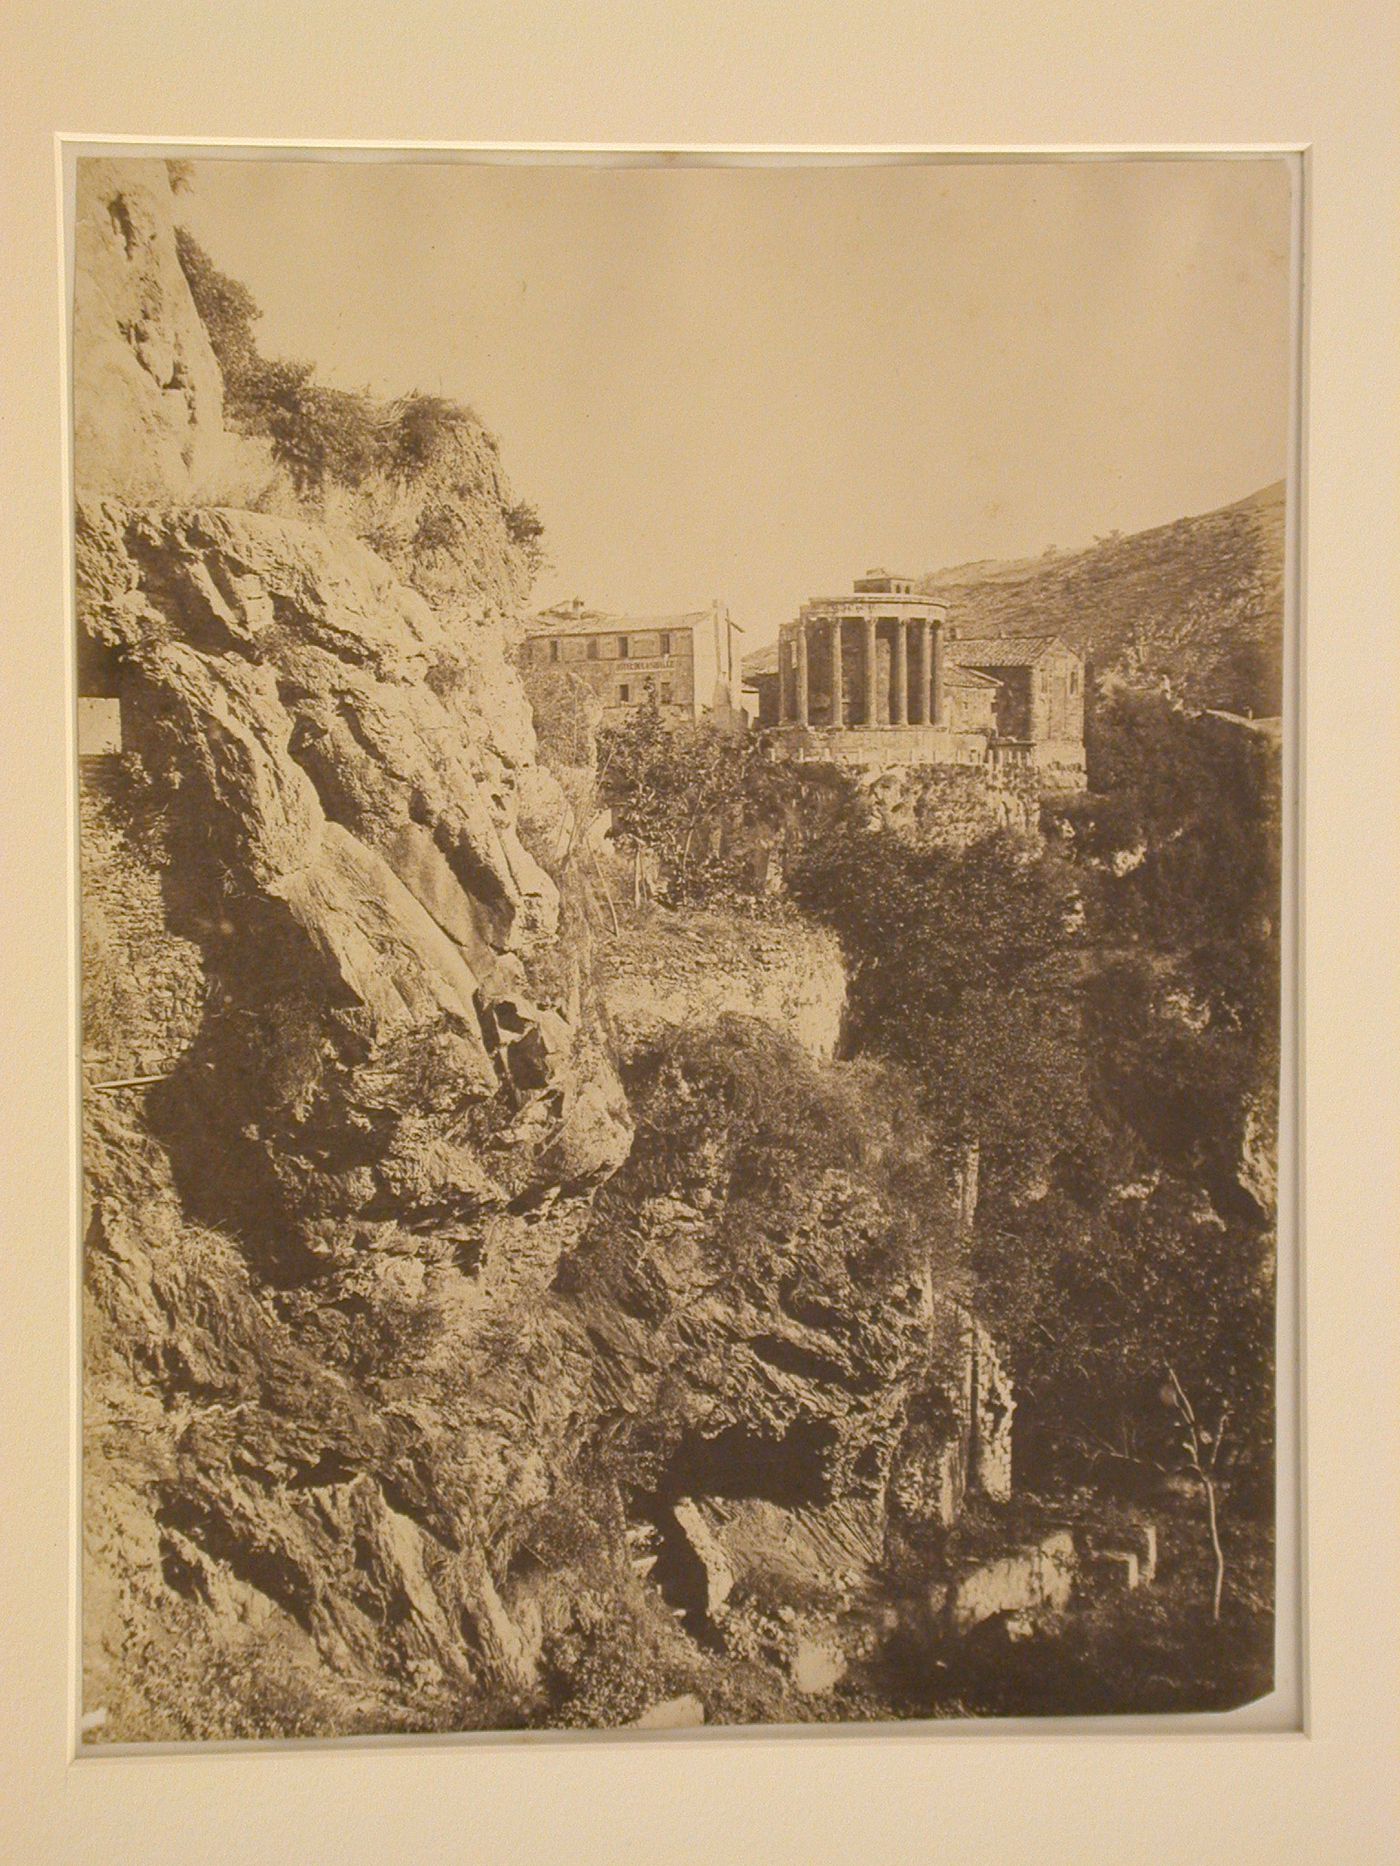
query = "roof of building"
xmin=946 ymin=664 xmax=1003 ymax=688
xmin=947 ymin=634 xmax=1072 ymax=667
xmin=800 ymin=591 xmax=945 ymax=613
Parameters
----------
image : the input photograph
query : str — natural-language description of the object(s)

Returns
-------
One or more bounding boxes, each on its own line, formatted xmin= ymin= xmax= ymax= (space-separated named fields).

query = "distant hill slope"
xmin=919 ymin=482 xmax=1285 ymax=716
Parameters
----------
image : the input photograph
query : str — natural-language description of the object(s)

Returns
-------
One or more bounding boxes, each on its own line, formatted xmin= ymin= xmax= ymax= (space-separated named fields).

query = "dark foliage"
xmin=789 ymin=826 xmax=1088 ymax=1173
xmin=790 ymin=709 xmax=1279 ymax=1592
xmin=598 ymin=699 xmax=834 ymax=905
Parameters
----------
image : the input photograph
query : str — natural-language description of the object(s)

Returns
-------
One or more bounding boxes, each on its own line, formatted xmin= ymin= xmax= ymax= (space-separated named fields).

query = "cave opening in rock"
xmin=660 ymin=1416 xmax=840 ymax=1511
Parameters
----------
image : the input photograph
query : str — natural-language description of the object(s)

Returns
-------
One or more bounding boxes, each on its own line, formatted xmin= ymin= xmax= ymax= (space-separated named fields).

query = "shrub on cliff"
xmin=597 ymin=699 xmax=841 ymax=905
xmin=520 ymin=664 xmax=603 ymax=771
xmin=173 ymin=227 xmax=546 ymax=592
xmin=622 ymin=1013 xmax=864 ymax=1200
xmin=174 ymin=228 xmax=428 ymax=494
xmin=610 ymin=1015 xmax=954 ymax=1288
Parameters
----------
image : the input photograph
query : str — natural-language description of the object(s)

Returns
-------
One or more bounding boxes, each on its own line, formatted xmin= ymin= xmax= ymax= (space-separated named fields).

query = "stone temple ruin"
xmin=744 ymin=570 xmax=1088 ymax=790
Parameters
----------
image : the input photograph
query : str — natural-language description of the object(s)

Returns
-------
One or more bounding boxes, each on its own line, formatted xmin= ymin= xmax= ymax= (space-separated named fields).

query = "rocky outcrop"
xmin=859 ymin=762 xmax=1040 ymax=849
xmin=74 ymin=160 xmax=273 ymax=505
xmin=557 ymin=1016 xmax=982 ymax=1615
xmin=932 ymin=1528 xmax=1076 ymax=1635
xmin=76 ymin=476 xmax=645 ymax=1730
xmin=597 ymin=910 xmax=847 ymax=1062
xmin=76 ymin=160 xmax=640 ymax=1736
xmin=316 ymin=414 xmax=540 ymax=624
xmin=82 ymin=1096 xmax=578 ymax=1735
xmin=78 ymin=498 xmax=629 ymax=1238
xmin=562 ymin=1159 xmax=949 ymax=1520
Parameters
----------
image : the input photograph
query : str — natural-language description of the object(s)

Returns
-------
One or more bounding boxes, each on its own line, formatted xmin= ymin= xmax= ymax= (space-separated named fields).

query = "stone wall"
xmin=858 ymin=761 xmax=1041 ymax=850
xmin=774 ymin=723 xmax=976 ymax=769
xmin=597 ymin=909 xmax=847 ymax=1062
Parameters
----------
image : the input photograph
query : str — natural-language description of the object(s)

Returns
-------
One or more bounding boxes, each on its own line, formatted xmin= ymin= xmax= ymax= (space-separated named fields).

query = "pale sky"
xmin=175 ymin=155 xmax=1294 ymax=646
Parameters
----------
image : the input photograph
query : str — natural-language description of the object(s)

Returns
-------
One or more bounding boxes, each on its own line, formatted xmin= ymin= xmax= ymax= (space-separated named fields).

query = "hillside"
xmin=919 ymin=482 xmax=1286 ymax=717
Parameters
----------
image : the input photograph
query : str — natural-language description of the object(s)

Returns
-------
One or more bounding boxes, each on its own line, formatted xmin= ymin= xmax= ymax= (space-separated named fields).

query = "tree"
xmin=172 ymin=229 xmax=546 ymax=575
xmin=972 ymin=1168 xmax=1274 ymax=1618
xmin=792 ymin=777 xmax=1276 ymax=1623
xmin=788 ymin=824 xmax=1088 ymax=1187
xmin=519 ymin=664 xmax=602 ymax=772
xmin=598 ymin=701 xmax=806 ymax=905
xmin=1073 ymin=688 xmax=1281 ymax=1030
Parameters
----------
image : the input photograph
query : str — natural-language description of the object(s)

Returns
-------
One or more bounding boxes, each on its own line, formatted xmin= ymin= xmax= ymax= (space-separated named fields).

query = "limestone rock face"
xmin=83 ymin=1100 xmax=564 ymax=1732
xmin=73 ymin=160 xmax=272 ymax=503
xmin=860 ymin=762 xmax=1040 ymax=849
xmin=562 ymin=1147 xmax=967 ymax=1560
xmin=597 ymin=910 xmax=847 ymax=1063
xmin=316 ymin=416 xmax=540 ymax=623
xmin=78 ymin=499 xmax=627 ymax=1235
xmin=941 ymin=1528 xmax=1076 ymax=1634
xmin=76 ymin=488 xmax=636 ymax=1730
xmin=74 ymin=160 xmax=644 ymax=1737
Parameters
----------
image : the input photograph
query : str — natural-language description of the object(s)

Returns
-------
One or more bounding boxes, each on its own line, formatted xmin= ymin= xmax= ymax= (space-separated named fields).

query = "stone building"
xmin=742 ymin=571 xmax=1085 ymax=787
xmin=947 ymin=634 xmax=1085 ymax=779
xmin=524 ymin=598 xmax=745 ymax=725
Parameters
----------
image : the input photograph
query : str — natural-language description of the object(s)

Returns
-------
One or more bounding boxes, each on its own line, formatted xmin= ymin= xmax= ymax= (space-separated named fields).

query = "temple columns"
xmin=913 ymin=617 xmax=931 ymax=725
xmin=863 ymin=615 xmax=878 ymax=725
xmin=783 ymin=609 xmax=946 ymax=731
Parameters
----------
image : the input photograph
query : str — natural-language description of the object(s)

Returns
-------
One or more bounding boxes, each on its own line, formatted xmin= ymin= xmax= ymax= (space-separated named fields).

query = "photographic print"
xmin=74 ymin=150 xmax=1292 ymax=1742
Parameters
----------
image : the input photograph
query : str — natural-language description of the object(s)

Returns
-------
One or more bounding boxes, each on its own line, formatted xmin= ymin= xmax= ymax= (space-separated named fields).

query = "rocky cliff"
xmin=596 ymin=909 xmax=847 ymax=1063
xmin=857 ymin=762 xmax=1041 ymax=849
xmin=74 ymin=160 xmax=274 ymax=506
xmin=77 ymin=161 xmax=994 ymax=1740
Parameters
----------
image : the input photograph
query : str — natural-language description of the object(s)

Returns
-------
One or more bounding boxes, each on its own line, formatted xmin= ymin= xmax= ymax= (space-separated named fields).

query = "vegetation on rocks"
xmin=77 ymin=158 xmax=1281 ymax=1737
xmin=787 ymin=689 xmax=1280 ymax=1634
xmin=173 ymin=221 xmax=546 ymax=609
xmin=598 ymin=698 xmax=827 ymax=905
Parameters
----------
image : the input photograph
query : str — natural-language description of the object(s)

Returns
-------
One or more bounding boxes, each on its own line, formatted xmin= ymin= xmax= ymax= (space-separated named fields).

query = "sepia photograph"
xmin=73 ymin=149 xmax=1294 ymax=1743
